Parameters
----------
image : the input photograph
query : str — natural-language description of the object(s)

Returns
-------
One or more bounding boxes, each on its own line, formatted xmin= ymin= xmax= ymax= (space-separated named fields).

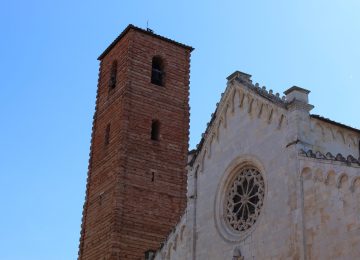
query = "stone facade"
xmin=154 ymin=72 xmax=360 ymax=260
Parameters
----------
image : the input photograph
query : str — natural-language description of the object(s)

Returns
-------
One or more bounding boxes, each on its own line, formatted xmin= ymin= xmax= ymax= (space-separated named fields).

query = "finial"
xmin=146 ymin=20 xmax=154 ymax=33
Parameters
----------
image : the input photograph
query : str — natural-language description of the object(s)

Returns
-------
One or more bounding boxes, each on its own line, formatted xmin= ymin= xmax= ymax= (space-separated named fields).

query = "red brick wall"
xmin=79 ymin=28 xmax=191 ymax=260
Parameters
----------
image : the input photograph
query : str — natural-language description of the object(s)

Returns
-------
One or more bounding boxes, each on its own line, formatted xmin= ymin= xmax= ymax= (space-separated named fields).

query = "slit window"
xmin=151 ymin=120 xmax=160 ymax=141
xmin=151 ymin=56 xmax=164 ymax=86
xmin=109 ymin=60 xmax=117 ymax=89
xmin=104 ymin=123 xmax=111 ymax=145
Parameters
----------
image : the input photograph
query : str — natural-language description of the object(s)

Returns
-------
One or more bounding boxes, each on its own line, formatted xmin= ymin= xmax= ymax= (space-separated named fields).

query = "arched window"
xmin=151 ymin=56 xmax=164 ymax=86
xmin=109 ymin=60 xmax=117 ymax=89
xmin=151 ymin=120 xmax=160 ymax=141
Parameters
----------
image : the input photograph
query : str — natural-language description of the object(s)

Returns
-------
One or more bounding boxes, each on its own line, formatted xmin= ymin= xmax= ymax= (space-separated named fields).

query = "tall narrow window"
xmin=109 ymin=60 xmax=117 ymax=89
xmin=151 ymin=56 xmax=164 ymax=86
xmin=104 ymin=123 xmax=111 ymax=145
xmin=151 ymin=120 xmax=160 ymax=141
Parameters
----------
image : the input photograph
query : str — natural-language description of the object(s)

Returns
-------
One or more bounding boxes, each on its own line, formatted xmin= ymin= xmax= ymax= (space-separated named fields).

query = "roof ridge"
xmin=311 ymin=114 xmax=360 ymax=134
xmin=189 ymin=71 xmax=287 ymax=167
xmin=234 ymin=78 xmax=286 ymax=107
xmin=98 ymin=24 xmax=194 ymax=60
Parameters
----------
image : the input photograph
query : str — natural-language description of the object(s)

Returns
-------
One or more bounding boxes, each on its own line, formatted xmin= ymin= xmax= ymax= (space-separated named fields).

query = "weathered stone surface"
xmin=154 ymin=72 xmax=360 ymax=260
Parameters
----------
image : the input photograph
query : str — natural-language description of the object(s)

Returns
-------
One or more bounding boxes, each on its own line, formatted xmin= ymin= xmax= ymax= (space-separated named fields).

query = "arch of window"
xmin=151 ymin=56 xmax=164 ymax=86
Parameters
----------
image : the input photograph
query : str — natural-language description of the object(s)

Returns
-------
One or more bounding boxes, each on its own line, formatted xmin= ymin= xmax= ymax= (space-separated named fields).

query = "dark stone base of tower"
xmin=78 ymin=25 xmax=193 ymax=260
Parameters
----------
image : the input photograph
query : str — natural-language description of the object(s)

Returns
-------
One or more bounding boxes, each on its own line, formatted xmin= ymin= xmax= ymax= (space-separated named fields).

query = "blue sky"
xmin=0 ymin=1 xmax=359 ymax=259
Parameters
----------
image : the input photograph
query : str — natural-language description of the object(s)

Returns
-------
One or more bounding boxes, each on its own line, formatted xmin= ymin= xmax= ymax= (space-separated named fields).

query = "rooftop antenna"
xmin=146 ymin=20 xmax=154 ymax=33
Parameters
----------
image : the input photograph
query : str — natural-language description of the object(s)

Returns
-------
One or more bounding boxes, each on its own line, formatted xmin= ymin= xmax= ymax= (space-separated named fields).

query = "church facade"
xmin=79 ymin=25 xmax=360 ymax=260
xmin=153 ymin=72 xmax=360 ymax=260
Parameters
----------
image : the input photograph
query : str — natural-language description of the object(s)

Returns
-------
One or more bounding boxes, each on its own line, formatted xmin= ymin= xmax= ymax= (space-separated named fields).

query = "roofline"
xmin=189 ymin=70 xmax=285 ymax=167
xmin=188 ymin=149 xmax=197 ymax=155
xmin=226 ymin=70 xmax=252 ymax=81
xmin=311 ymin=114 xmax=360 ymax=134
xmin=98 ymin=24 xmax=194 ymax=60
xmin=284 ymin=86 xmax=310 ymax=95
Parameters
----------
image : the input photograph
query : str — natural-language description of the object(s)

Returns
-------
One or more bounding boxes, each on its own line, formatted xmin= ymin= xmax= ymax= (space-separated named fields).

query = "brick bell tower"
xmin=78 ymin=25 xmax=193 ymax=260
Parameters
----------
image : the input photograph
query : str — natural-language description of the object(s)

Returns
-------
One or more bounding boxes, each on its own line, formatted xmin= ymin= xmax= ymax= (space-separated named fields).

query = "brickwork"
xmin=78 ymin=26 xmax=192 ymax=260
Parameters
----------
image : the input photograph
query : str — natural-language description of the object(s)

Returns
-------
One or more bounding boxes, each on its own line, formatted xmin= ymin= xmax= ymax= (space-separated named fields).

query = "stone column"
xmin=284 ymin=86 xmax=314 ymax=260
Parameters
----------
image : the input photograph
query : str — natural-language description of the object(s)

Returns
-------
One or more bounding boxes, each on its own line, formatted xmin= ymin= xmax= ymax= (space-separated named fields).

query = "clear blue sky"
xmin=0 ymin=1 xmax=359 ymax=259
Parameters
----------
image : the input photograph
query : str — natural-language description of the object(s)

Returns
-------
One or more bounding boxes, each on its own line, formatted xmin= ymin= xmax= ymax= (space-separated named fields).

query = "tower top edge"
xmin=98 ymin=24 xmax=194 ymax=60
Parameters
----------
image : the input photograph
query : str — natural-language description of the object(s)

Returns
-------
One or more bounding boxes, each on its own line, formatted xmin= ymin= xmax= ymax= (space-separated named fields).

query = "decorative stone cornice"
xmin=234 ymin=78 xmax=287 ymax=108
xmin=286 ymin=99 xmax=314 ymax=112
xmin=299 ymin=149 xmax=360 ymax=166
xmin=189 ymin=70 xmax=358 ymax=172
xmin=189 ymin=71 xmax=288 ymax=169
xmin=226 ymin=70 xmax=252 ymax=82
xmin=284 ymin=86 xmax=310 ymax=95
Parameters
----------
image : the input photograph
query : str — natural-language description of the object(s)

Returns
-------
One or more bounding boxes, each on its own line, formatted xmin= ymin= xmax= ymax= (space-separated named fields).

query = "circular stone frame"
xmin=214 ymin=155 xmax=267 ymax=242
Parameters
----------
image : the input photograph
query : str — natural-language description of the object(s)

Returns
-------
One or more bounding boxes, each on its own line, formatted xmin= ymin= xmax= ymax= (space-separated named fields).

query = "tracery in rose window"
xmin=226 ymin=167 xmax=265 ymax=232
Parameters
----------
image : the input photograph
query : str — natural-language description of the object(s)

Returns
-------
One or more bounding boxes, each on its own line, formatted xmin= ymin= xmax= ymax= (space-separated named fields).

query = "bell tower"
xmin=78 ymin=25 xmax=193 ymax=259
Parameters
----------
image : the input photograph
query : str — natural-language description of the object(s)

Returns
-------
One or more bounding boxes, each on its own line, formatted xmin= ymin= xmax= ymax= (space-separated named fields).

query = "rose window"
xmin=225 ymin=167 xmax=265 ymax=232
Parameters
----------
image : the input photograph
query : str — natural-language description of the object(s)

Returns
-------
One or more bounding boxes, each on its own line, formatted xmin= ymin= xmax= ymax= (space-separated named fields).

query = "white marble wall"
xmin=300 ymin=158 xmax=360 ymax=259
xmin=154 ymin=74 xmax=360 ymax=260
xmin=188 ymin=84 xmax=300 ymax=259
xmin=309 ymin=118 xmax=359 ymax=158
